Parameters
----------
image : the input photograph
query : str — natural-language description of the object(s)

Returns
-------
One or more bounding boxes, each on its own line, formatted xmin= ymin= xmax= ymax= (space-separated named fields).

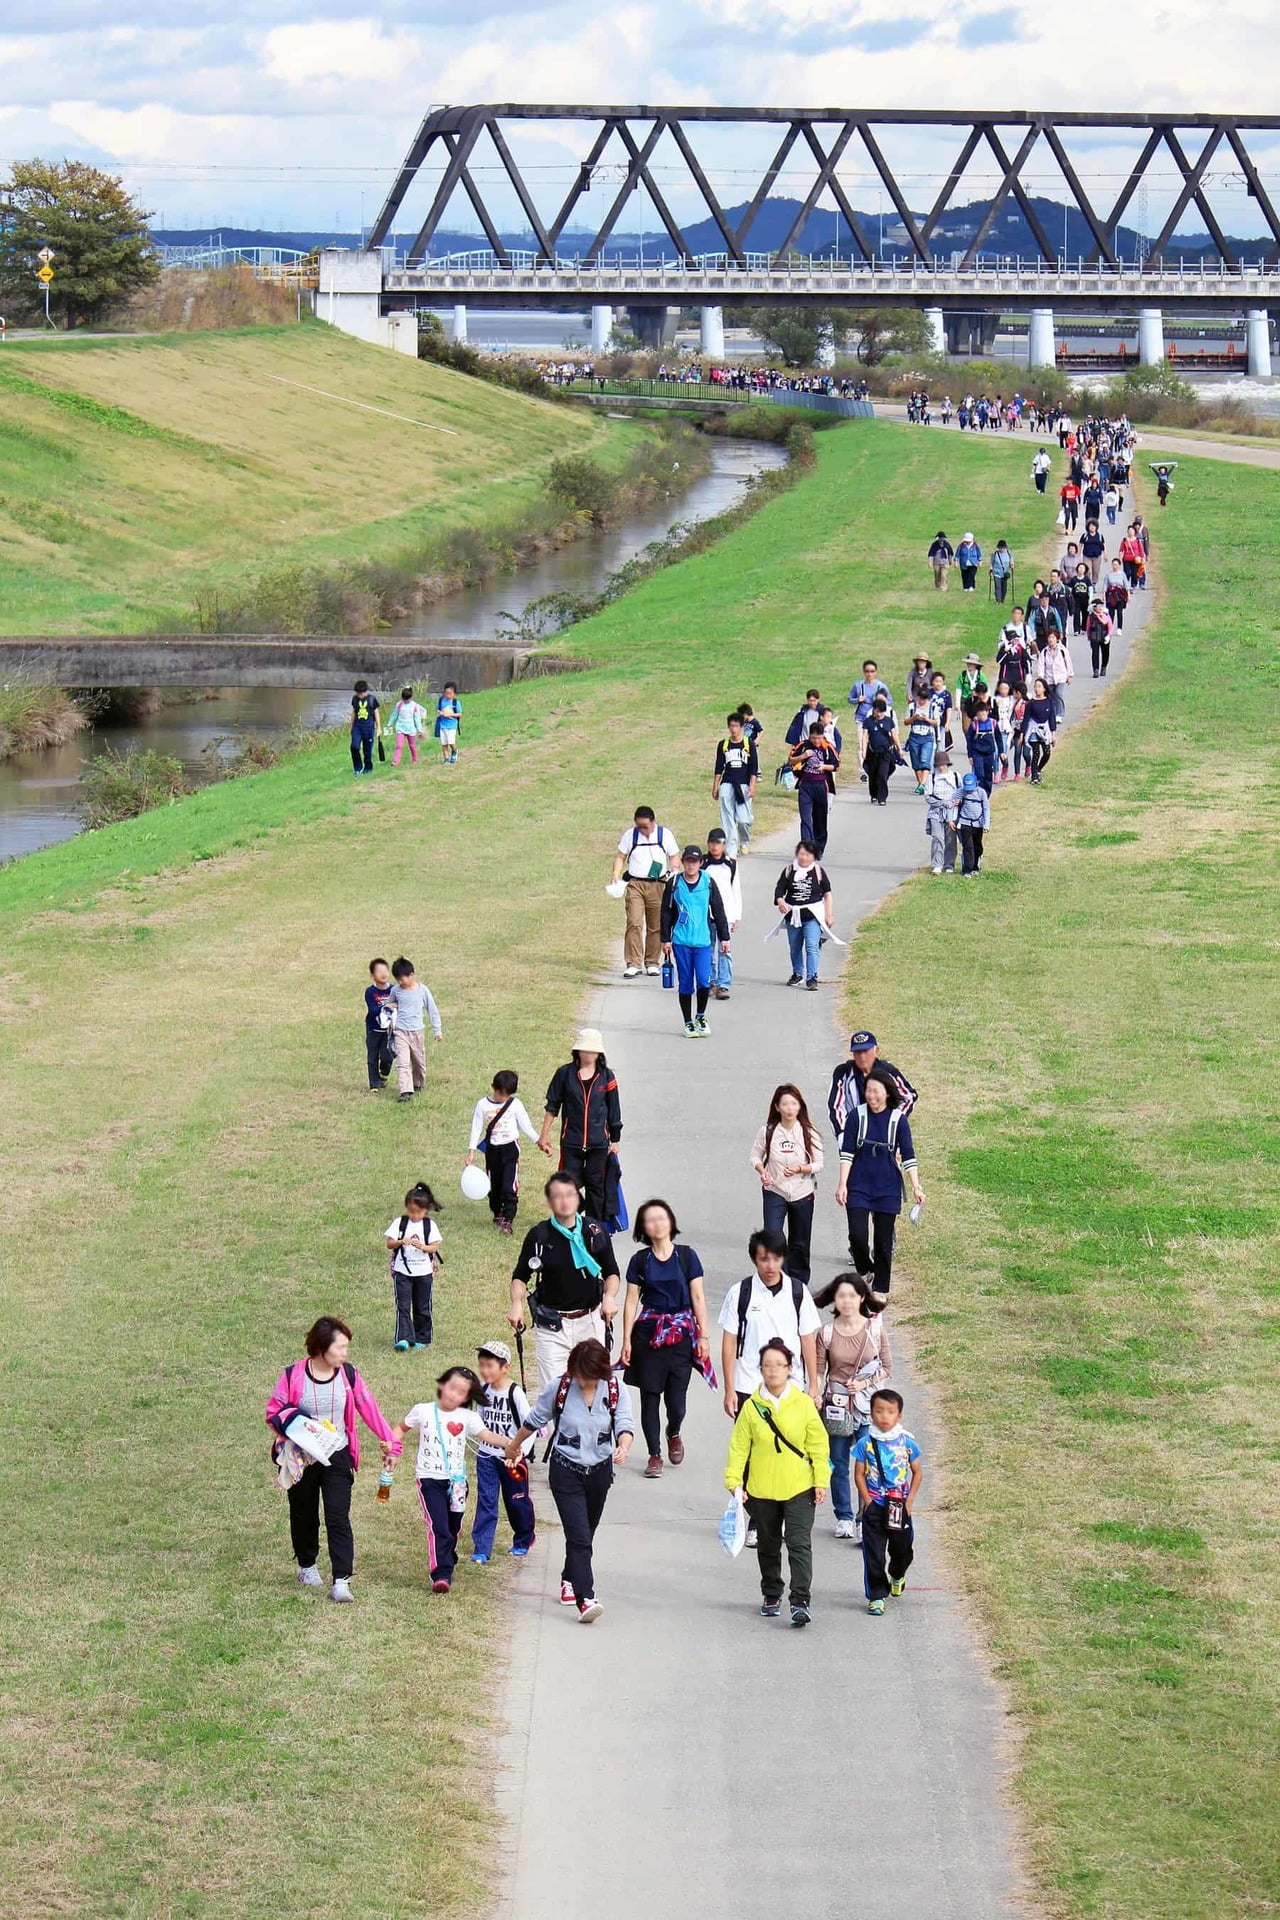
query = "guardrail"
xmin=562 ymin=377 xmax=875 ymax=417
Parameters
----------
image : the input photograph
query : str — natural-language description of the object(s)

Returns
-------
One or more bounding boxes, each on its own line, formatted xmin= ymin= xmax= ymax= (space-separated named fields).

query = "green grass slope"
xmin=0 ymin=325 xmax=618 ymax=634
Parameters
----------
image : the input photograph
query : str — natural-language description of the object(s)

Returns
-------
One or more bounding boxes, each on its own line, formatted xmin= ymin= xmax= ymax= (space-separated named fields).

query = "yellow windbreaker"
xmin=725 ymin=1382 xmax=832 ymax=1502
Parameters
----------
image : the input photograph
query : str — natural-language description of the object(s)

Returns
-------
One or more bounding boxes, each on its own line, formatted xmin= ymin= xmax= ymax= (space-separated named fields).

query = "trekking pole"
xmin=515 ymin=1323 xmax=527 ymax=1394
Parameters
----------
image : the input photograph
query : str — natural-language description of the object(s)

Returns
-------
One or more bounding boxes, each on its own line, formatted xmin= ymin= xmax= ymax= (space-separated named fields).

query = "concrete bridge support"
xmin=590 ymin=304 xmax=614 ymax=353
xmin=625 ymin=305 xmax=679 ymax=349
xmin=923 ymin=307 xmax=946 ymax=357
xmin=945 ymin=312 xmax=999 ymax=358
xmin=1138 ymin=308 xmax=1165 ymax=366
xmin=1246 ymin=309 xmax=1272 ymax=378
xmin=700 ymin=305 xmax=725 ymax=359
xmin=1027 ymin=308 xmax=1056 ymax=369
xmin=450 ymin=304 xmax=468 ymax=344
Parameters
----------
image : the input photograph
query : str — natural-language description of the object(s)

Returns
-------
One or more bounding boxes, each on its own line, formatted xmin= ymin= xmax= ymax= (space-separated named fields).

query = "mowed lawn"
xmin=848 ymin=457 xmax=1279 ymax=1917
xmin=0 ymin=423 xmax=1054 ymax=1918
xmin=0 ymin=325 xmax=617 ymax=634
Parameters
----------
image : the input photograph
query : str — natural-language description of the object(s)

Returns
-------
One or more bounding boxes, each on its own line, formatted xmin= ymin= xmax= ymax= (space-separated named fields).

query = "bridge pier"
xmin=1138 ymin=308 xmax=1164 ymax=366
xmin=1027 ymin=308 xmax=1056 ymax=369
xmin=923 ymin=307 xmax=946 ymax=357
xmin=450 ymin=303 xmax=469 ymax=344
xmin=626 ymin=305 xmax=679 ymax=349
xmin=944 ymin=312 xmax=998 ymax=358
xmin=1246 ymin=308 xmax=1272 ymax=378
xmin=700 ymin=305 xmax=725 ymax=359
xmin=590 ymin=304 xmax=614 ymax=353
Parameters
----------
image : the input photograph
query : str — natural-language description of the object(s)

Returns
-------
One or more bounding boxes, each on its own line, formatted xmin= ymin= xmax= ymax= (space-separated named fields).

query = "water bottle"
xmin=661 ymin=958 xmax=675 ymax=990
xmin=376 ymin=1466 xmax=394 ymax=1504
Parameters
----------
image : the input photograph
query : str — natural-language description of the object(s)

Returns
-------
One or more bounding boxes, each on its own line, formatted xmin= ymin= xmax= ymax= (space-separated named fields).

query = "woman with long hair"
xmin=750 ymin=1084 xmax=824 ymax=1282
xmin=814 ymin=1275 xmax=893 ymax=1543
xmin=621 ymin=1199 xmax=710 ymax=1479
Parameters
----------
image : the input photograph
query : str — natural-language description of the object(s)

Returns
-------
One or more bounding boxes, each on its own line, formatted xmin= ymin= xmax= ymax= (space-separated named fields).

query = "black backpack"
xmin=865 ymin=717 xmax=894 ymax=754
xmin=735 ymin=1275 xmax=810 ymax=1358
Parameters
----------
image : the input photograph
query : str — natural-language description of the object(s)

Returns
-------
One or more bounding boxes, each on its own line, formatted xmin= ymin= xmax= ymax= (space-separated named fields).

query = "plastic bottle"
xmin=376 ymin=1466 xmax=394 ymax=1504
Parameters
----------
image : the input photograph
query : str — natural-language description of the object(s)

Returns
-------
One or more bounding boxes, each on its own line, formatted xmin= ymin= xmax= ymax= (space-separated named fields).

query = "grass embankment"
xmin=849 ymin=460 xmax=1280 ymax=1918
xmin=0 ymin=325 xmax=638 ymax=635
xmin=0 ymin=423 xmax=1049 ymax=1918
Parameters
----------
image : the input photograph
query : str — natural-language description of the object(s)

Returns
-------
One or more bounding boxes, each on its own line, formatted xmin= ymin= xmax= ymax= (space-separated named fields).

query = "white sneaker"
xmin=578 ymin=1597 xmax=604 ymax=1623
xmin=834 ymin=1518 xmax=856 ymax=1541
xmin=330 ymin=1578 xmax=354 ymax=1603
xmin=623 ymin=965 xmax=640 ymax=977
xmin=559 ymin=1579 xmax=576 ymax=1606
xmin=645 ymin=965 xmax=662 ymax=976
xmin=297 ymin=1564 xmax=323 ymax=1589
xmin=852 ymin=1521 xmax=863 ymax=1546
xmin=745 ymin=1527 xmax=758 ymax=1550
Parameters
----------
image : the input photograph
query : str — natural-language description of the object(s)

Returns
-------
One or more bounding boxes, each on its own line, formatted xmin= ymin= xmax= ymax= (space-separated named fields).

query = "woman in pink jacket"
xmin=265 ymin=1316 xmax=400 ymax=1603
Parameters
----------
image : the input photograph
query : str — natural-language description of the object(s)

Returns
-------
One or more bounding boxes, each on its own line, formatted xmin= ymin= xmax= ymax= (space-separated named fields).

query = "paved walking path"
xmin=878 ymin=398 xmax=1280 ymax=467
xmin=497 ymin=554 xmax=1153 ymax=1918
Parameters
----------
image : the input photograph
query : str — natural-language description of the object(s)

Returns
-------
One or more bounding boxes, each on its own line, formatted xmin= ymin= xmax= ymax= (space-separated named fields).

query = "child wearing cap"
xmin=660 ymin=844 xmax=731 ymax=1037
xmin=951 ymin=771 xmax=992 ymax=877
xmin=470 ymin=1342 xmax=536 ymax=1564
xmin=924 ymin=752 xmax=960 ymax=874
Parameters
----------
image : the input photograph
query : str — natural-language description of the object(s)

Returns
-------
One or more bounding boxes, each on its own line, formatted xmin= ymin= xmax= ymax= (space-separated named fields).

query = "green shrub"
xmin=80 ymin=748 xmax=189 ymax=828
xmin=545 ymin=454 xmax=622 ymax=525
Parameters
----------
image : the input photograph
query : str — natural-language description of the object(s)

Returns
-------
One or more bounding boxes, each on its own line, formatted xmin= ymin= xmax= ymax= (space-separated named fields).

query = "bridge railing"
xmin=388 ymin=251 xmax=1280 ymax=283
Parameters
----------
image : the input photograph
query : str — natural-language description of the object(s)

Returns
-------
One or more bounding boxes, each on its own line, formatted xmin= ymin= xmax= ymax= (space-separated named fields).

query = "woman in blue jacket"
xmin=833 ymin=1069 xmax=924 ymax=1306
xmin=955 ymin=533 xmax=982 ymax=593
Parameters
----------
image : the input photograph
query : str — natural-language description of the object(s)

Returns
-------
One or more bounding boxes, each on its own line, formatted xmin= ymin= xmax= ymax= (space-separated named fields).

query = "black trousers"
xmin=1090 ymin=634 xmax=1111 ymax=675
xmin=548 ymin=1455 xmax=613 ymax=1602
xmin=959 ymin=565 xmax=978 ymax=590
xmin=864 ymin=748 xmax=893 ymax=805
xmin=393 ymin=1268 xmax=433 ymax=1346
xmin=845 ymin=1207 xmax=897 ymax=1293
xmin=959 ymin=823 xmax=985 ymax=874
xmin=797 ymin=782 xmax=829 ymax=854
xmin=417 ymin=1476 xmax=462 ymax=1583
xmin=365 ymin=1025 xmax=394 ymax=1089
xmin=762 ymin=1188 xmax=814 ymax=1280
xmin=640 ymin=1369 xmax=691 ymax=1455
xmin=484 ymin=1140 xmax=520 ymax=1221
xmin=350 ymin=723 xmax=374 ymax=772
xmin=1072 ymin=602 xmax=1088 ymax=634
xmin=861 ymin=1500 xmax=915 ymax=1600
xmin=561 ymin=1141 xmax=609 ymax=1224
xmin=751 ymin=1490 xmax=816 ymax=1606
xmin=288 ymin=1447 xmax=354 ymax=1578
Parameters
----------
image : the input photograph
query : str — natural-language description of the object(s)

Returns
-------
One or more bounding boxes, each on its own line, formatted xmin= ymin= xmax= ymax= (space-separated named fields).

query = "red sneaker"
xmin=432 ymin=1579 xmax=451 ymax=1595
xmin=559 ymin=1579 xmax=575 ymax=1606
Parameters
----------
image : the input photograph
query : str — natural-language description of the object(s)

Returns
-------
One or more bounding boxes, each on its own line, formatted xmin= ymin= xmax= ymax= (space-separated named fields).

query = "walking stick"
xmin=515 ymin=1323 xmax=527 ymax=1394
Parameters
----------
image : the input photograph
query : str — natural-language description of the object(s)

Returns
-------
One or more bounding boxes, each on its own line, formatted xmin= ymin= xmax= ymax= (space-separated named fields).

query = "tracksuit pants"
xmin=393 ymin=1268 xmax=433 ymax=1346
xmin=750 ymin=1490 xmax=816 ymax=1606
xmin=484 ymin=1140 xmax=520 ymax=1221
xmin=471 ymin=1449 xmax=536 ymax=1557
xmin=861 ymin=1499 xmax=915 ymax=1600
xmin=797 ymin=781 xmax=829 ymax=853
xmin=416 ymin=1476 xmax=462 ymax=1583
xmin=288 ymin=1448 xmax=354 ymax=1579
xmin=350 ymin=723 xmax=375 ymax=772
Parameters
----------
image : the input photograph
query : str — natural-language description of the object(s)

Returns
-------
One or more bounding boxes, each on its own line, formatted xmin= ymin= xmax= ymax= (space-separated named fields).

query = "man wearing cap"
xmin=828 ymin=1031 xmax=919 ymax=1140
xmin=471 ymin=1340 xmax=536 ymax=1564
xmin=509 ymin=1172 xmax=622 ymax=1390
xmin=660 ymin=844 xmax=731 ymax=1037
xmin=537 ymin=1031 xmax=622 ymax=1222
xmin=703 ymin=829 xmax=742 ymax=1001
xmin=611 ymin=806 xmax=680 ymax=978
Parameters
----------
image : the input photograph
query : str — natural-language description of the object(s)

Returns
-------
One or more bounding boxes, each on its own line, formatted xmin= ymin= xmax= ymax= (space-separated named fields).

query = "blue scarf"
xmin=548 ymin=1212 xmax=602 ymax=1279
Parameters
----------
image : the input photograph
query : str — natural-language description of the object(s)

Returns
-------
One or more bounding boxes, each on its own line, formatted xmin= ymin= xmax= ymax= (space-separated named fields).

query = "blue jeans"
xmin=829 ymin=1423 xmax=870 ymax=1521
xmin=908 ymin=735 xmax=935 ymax=774
xmin=786 ymin=916 xmax=822 ymax=982
xmin=709 ymin=941 xmax=733 ymax=991
xmin=472 ymin=1448 xmax=536 ymax=1557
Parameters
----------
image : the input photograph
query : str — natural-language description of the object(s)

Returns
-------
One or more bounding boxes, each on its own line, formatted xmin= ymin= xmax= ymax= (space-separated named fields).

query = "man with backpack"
xmin=508 ymin=1172 xmax=622 ymax=1390
xmin=711 ymin=712 xmax=759 ymax=856
xmin=611 ymin=806 xmax=680 ymax=978
xmin=717 ymin=1229 xmax=821 ymax=1420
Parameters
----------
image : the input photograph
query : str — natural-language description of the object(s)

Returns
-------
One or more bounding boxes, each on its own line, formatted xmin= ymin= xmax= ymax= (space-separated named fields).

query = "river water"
xmin=0 ymin=437 xmax=785 ymax=863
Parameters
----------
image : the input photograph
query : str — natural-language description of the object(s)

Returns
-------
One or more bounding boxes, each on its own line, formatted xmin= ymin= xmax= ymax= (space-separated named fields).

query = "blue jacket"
xmin=956 ymin=540 xmax=982 ymax=568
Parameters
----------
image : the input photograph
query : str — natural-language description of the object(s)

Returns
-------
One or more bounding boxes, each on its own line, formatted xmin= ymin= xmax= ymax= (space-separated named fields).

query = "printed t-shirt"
xmin=386 ymin=1216 xmax=442 ymax=1276
xmin=402 ymin=1402 xmax=486 ymax=1480
xmin=853 ymin=1425 xmax=921 ymax=1503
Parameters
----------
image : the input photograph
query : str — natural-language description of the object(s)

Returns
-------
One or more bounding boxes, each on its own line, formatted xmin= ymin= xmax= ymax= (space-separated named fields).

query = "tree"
xmin=847 ymin=307 xmax=931 ymax=366
xmin=743 ymin=305 xmax=855 ymax=367
xmin=0 ymin=159 xmax=159 ymax=328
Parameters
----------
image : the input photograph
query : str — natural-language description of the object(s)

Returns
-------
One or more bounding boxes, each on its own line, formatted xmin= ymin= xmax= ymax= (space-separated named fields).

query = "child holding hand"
xmin=391 ymin=1367 xmax=486 ymax=1593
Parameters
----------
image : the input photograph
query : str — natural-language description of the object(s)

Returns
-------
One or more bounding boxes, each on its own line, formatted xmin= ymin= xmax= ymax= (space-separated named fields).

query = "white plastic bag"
xmin=719 ymin=1489 xmax=747 ymax=1558
xmin=604 ymin=879 xmax=627 ymax=899
xmin=285 ymin=1414 xmax=346 ymax=1464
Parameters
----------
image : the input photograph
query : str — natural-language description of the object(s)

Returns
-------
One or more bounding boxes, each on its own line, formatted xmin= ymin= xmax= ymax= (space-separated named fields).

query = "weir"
xmin=0 ymin=637 xmax=567 ymax=691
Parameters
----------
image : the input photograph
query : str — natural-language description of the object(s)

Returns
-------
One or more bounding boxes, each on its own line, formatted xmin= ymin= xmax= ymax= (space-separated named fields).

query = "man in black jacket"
xmin=508 ymin=1171 xmax=621 ymax=1388
xmin=536 ymin=1029 xmax=621 ymax=1222
xmin=827 ymin=1030 xmax=918 ymax=1139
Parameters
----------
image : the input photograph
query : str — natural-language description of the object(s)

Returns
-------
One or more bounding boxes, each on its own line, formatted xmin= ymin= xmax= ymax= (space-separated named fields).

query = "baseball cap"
xmin=477 ymin=1340 xmax=512 ymax=1365
xmin=706 ymin=829 xmax=726 ymax=844
xmin=962 ymin=771 xmax=979 ymax=790
xmin=849 ymin=1029 xmax=877 ymax=1051
xmin=682 ymin=844 xmax=703 ymax=860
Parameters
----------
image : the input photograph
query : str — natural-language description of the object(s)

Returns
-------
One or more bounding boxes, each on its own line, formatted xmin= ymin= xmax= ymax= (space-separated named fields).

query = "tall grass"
xmin=0 ymin=679 xmax=87 ymax=757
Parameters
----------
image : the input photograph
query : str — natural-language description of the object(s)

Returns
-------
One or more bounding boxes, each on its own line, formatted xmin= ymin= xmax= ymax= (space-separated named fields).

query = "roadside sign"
xmin=37 ymin=246 xmax=54 ymax=264
xmin=36 ymin=265 xmax=54 ymax=283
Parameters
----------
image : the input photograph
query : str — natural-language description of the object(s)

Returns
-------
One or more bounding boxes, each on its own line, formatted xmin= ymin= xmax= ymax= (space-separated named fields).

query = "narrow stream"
xmin=0 ymin=438 xmax=786 ymax=862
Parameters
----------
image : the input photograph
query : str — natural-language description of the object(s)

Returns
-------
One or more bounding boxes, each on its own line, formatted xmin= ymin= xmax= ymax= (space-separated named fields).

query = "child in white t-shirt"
xmin=385 ymin=1182 xmax=443 ymax=1351
xmin=392 ymin=1368 xmax=486 ymax=1592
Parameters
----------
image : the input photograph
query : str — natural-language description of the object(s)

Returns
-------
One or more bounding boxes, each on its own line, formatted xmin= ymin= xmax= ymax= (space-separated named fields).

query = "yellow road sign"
xmin=36 ymin=265 xmax=54 ymax=283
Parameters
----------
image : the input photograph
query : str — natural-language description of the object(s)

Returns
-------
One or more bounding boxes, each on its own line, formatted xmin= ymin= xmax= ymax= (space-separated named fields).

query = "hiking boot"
xmin=577 ymin=1597 xmax=603 ymax=1623
xmin=643 ymin=1454 xmax=663 ymax=1478
xmin=790 ymin=1603 xmax=812 ymax=1629
xmin=890 ymin=1577 xmax=907 ymax=1597
xmin=330 ymin=1578 xmax=355 ymax=1604
xmin=559 ymin=1580 xmax=576 ymax=1606
xmin=667 ymin=1434 xmax=685 ymax=1465
xmin=759 ymin=1599 xmax=782 ymax=1618
xmin=297 ymin=1564 xmax=324 ymax=1590
xmin=867 ymin=1598 xmax=886 ymax=1616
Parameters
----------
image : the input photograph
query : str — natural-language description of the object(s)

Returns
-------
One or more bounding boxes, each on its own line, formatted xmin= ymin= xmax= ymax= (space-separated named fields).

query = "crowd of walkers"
xmin=264 ymin=403 xmax=1149 ymax=1633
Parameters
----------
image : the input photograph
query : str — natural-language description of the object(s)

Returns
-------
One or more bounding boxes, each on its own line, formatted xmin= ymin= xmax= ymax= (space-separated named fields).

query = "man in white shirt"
xmin=611 ymin=805 xmax=680 ymax=977
xmin=718 ymin=1229 xmax=821 ymax=1419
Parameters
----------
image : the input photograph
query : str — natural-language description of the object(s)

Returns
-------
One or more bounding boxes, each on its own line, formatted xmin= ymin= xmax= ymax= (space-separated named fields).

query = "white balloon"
xmin=460 ymin=1164 xmax=491 ymax=1201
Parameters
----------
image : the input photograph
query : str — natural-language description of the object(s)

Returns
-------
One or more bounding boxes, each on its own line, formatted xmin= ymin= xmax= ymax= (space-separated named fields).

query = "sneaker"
xmin=577 ymin=1597 xmax=603 ymax=1623
xmin=915 ymin=782 xmax=925 ymax=795
xmin=694 ymin=1016 xmax=709 ymax=1037
xmin=745 ymin=1527 xmax=758 ymax=1550
xmin=834 ymin=1518 xmax=856 ymax=1541
xmin=790 ymin=1603 xmax=812 ymax=1629
xmin=890 ymin=1577 xmax=907 ymax=1597
xmin=470 ymin=1553 xmax=490 ymax=1565
xmin=432 ymin=1579 xmax=451 ymax=1595
xmin=297 ymin=1564 xmax=324 ymax=1590
xmin=397 ymin=1091 xmax=413 ymax=1102
xmin=931 ymin=865 xmax=943 ymax=875
xmin=868 ymin=1598 xmax=886 ymax=1616
xmin=394 ymin=1339 xmax=411 ymax=1351
xmin=643 ymin=1454 xmax=663 ymax=1478
xmin=683 ymin=1020 xmax=698 ymax=1038
xmin=667 ymin=1434 xmax=685 ymax=1465
xmin=623 ymin=965 xmax=640 ymax=977
xmin=758 ymin=1598 xmax=782 ymax=1618
xmin=852 ymin=1520 xmax=863 ymax=1546
xmin=559 ymin=1580 xmax=576 ymax=1606
xmin=510 ymin=1540 xmax=535 ymax=1557
xmin=645 ymin=965 xmax=662 ymax=976
xmin=786 ymin=973 xmax=803 ymax=987
xmin=330 ymin=1578 xmax=354 ymax=1603
xmin=805 ymin=979 xmax=819 ymax=991
xmin=366 ymin=1085 xmax=383 ymax=1095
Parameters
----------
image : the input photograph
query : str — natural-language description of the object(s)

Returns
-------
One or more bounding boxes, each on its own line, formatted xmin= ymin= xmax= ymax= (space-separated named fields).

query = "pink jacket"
xmin=265 ymin=1359 xmax=401 ymax=1473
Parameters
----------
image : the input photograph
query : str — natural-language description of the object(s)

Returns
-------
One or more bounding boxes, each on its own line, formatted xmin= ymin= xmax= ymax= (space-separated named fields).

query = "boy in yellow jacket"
xmin=725 ymin=1337 xmax=831 ymax=1627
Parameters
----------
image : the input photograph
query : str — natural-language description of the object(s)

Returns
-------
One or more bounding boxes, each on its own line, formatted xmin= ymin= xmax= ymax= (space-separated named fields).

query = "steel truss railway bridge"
xmin=317 ymin=108 xmax=1280 ymax=372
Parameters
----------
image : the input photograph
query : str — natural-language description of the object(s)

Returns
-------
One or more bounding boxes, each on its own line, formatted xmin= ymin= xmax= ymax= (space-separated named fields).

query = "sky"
xmin=1 ymin=2 xmax=1277 ymax=238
